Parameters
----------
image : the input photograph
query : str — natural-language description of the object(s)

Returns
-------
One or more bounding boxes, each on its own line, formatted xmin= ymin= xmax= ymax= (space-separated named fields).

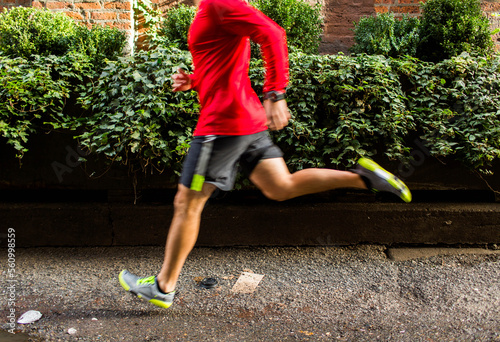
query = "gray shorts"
xmin=179 ymin=131 xmax=283 ymax=191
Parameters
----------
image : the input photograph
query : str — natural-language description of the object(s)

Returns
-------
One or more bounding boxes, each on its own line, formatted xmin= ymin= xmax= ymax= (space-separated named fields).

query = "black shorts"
xmin=179 ymin=131 xmax=283 ymax=191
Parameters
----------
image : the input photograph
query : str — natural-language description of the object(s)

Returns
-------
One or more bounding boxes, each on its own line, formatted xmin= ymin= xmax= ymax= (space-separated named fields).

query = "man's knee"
xmin=250 ymin=159 xmax=295 ymax=201
xmin=173 ymin=184 xmax=215 ymax=213
xmin=260 ymin=182 xmax=293 ymax=202
xmin=262 ymin=190 xmax=289 ymax=202
xmin=173 ymin=189 xmax=190 ymax=211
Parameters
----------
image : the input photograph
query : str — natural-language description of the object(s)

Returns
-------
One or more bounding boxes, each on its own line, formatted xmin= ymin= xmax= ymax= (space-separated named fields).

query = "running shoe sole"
xmin=357 ymin=158 xmax=412 ymax=203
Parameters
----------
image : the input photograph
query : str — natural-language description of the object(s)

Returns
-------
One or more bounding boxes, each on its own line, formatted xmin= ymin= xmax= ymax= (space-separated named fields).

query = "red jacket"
xmin=188 ymin=0 xmax=289 ymax=136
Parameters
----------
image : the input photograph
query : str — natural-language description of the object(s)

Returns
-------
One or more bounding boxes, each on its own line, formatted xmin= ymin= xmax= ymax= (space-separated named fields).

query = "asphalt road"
xmin=1 ymin=245 xmax=499 ymax=341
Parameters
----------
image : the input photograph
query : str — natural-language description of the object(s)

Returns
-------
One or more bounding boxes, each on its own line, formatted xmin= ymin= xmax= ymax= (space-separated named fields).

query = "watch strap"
xmin=264 ymin=91 xmax=286 ymax=102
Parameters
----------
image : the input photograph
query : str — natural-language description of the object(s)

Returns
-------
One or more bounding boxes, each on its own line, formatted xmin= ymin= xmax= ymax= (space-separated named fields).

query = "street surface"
xmin=1 ymin=245 xmax=499 ymax=341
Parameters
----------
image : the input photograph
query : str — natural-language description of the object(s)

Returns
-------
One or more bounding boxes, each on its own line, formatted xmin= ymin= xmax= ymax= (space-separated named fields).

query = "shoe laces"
xmin=137 ymin=276 xmax=155 ymax=285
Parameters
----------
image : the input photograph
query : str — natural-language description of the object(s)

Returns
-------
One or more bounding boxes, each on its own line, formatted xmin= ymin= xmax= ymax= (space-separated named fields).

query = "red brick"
xmin=74 ymin=2 xmax=102 ymax=10
xmin=326 ymin=26 xmax=353 ymax=36
xmin=32 ymin=1 xmax=43 ymax=7
xmin=135 ymin=14 xmax=146 ymax=25
xmin=136 ymin=34 xmax=148 ymax=43
xmin=108 ymin=21 xmax=131 ymax=30
xmin=391 ymin=5 xmax=420 ymax=13
xmin=375 ymin=5 xmax=389 ymax=13
xmin=46 ymin=1 xmax=72 ymax=9
xmin=374 ymin=0 xmax=392 ymax=4
xmin=483 ymin=3 xmax=500 ymax=12
xmin=399 ymin=0 xmax=420 ymax=4
xmin=119 ymin=13 xmax=130 ymax=20
xmin=104 ymin=1 xmax=131 ymax=10
xmin=91 ymin=12 xmax=117 ymax=20
xmin=65 ymin=11 xmax=84 ymax=20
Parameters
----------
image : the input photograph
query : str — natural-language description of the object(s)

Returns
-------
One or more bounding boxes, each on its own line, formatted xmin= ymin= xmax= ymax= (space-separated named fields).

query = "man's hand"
xmin=172 ymin=68 xmax=192 ymax=92
xmin=263 ymin=99 xmax=291 ymax=131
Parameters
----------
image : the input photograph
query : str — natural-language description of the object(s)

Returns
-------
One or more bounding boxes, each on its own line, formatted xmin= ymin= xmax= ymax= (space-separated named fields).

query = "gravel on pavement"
xmin=1 ymin=245 xmax=499 ymax=341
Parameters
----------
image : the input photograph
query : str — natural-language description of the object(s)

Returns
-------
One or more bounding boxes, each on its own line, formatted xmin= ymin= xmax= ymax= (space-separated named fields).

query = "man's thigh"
xmin=249 ymin=157 xmax=291 ymax=194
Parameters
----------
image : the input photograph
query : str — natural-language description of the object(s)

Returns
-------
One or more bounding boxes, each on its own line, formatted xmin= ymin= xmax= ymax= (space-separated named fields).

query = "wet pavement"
xmin=1 ymin=245 xmax=499 ymax=341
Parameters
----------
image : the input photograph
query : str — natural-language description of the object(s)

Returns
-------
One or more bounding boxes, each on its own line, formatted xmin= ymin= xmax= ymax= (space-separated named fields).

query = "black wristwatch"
xmin=264 ymin=91 xmax=286 ymax=102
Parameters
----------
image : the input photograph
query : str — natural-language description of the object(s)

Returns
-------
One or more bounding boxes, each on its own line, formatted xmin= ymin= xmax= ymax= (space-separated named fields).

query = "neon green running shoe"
xmin=119 ymin=270 xmax=175 ymax=309
xmin=353 ymin=158 xmax=412 ymax=203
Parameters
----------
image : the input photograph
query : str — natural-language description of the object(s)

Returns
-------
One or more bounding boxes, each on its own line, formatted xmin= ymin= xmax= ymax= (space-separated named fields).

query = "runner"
xmin=119 ymin=0 xmax=412 ymax=309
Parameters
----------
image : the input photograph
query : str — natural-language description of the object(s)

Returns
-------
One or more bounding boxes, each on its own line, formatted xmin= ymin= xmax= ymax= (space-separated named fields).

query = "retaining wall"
xmin=0 ymin=131 xmax=499 ymax=247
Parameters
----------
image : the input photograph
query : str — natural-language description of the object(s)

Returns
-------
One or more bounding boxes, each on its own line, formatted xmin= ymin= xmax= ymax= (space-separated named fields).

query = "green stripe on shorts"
xmin=190 ymin=174 xmax=205 ymax=192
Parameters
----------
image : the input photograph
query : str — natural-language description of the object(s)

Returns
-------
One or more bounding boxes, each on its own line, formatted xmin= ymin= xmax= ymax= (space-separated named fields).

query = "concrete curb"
xmin=1 ymin=201 xmax=499 ymax=247
xmin=386 ymin=247 xmax=500 ymax=261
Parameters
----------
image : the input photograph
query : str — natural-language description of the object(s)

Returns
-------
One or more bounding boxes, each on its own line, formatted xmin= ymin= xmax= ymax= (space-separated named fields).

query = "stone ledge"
xmin=1 ymin=202 xmax=499 ymax=247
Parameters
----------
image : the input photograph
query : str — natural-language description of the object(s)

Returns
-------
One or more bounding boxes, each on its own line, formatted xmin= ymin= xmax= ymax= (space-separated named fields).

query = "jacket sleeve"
xmin=207 ymin=0 xmax=289 ymax=93
xmin=189 ymin=73 xmax=198 ymax=91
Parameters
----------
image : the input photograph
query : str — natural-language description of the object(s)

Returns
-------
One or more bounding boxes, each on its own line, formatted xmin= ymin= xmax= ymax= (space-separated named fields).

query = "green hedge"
xmin=0 ymin=7 xmax=76 ymax=58
xmin=154 ymin=4 xmax=196 ymax=51
xmin=1 ymin=50 xmax=499 ymax=177
xmin=398 ymin=54 xmax=500 ymax=174
xmin=0 ymin=7 xmax=126 ymax=66
xmin=251 ymin=0 xmax=323 ymax=54
xmin=0 ymin=7 xmax=126 ymax=159
xmin=0 ymin=53 xmax=95 ymax=158
xmin=75 ymin=47 xmax=199 ymax=176
xmin=417 ymin=0 xmax=495 ymax=62
xmin=252 ymin=52 xmax=500 ymax=175
xmin=350 ymin=13 xmax=420 ymax=57
xmin=77 ymin=51 xmax=500 ymax=176
xmin=350 ymin=0 xmax=496 ymax=62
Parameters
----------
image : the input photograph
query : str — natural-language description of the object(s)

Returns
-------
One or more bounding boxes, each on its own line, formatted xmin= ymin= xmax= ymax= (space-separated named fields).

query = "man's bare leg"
xmin=157 ymin=183 xmax=216 ymax=293
xmin=250 ymin=158 xmax=366 ymax=201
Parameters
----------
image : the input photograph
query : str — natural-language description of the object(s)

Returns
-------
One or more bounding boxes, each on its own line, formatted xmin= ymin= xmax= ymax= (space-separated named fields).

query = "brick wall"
xmin=374 ymin=0 xmax=423 ymax=15
xmin=0 ymin=0 xmax=499 ymax=54
xmin=321 ymin=0 xmax=374 ymax=53
xmin=31 ymin=0 xmax=133 ymax=28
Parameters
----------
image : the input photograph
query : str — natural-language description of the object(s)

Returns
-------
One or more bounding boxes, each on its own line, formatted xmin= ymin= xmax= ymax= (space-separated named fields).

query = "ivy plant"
xmin=2 ymin=48 xmax=499 ymax=180
xmin=76 ymin=47 xmax=199 ymax=176
xmin=0 ymin=53 xmax=94 ymax=158
xmin=398 ymin=53 xmax=500 ymax=174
